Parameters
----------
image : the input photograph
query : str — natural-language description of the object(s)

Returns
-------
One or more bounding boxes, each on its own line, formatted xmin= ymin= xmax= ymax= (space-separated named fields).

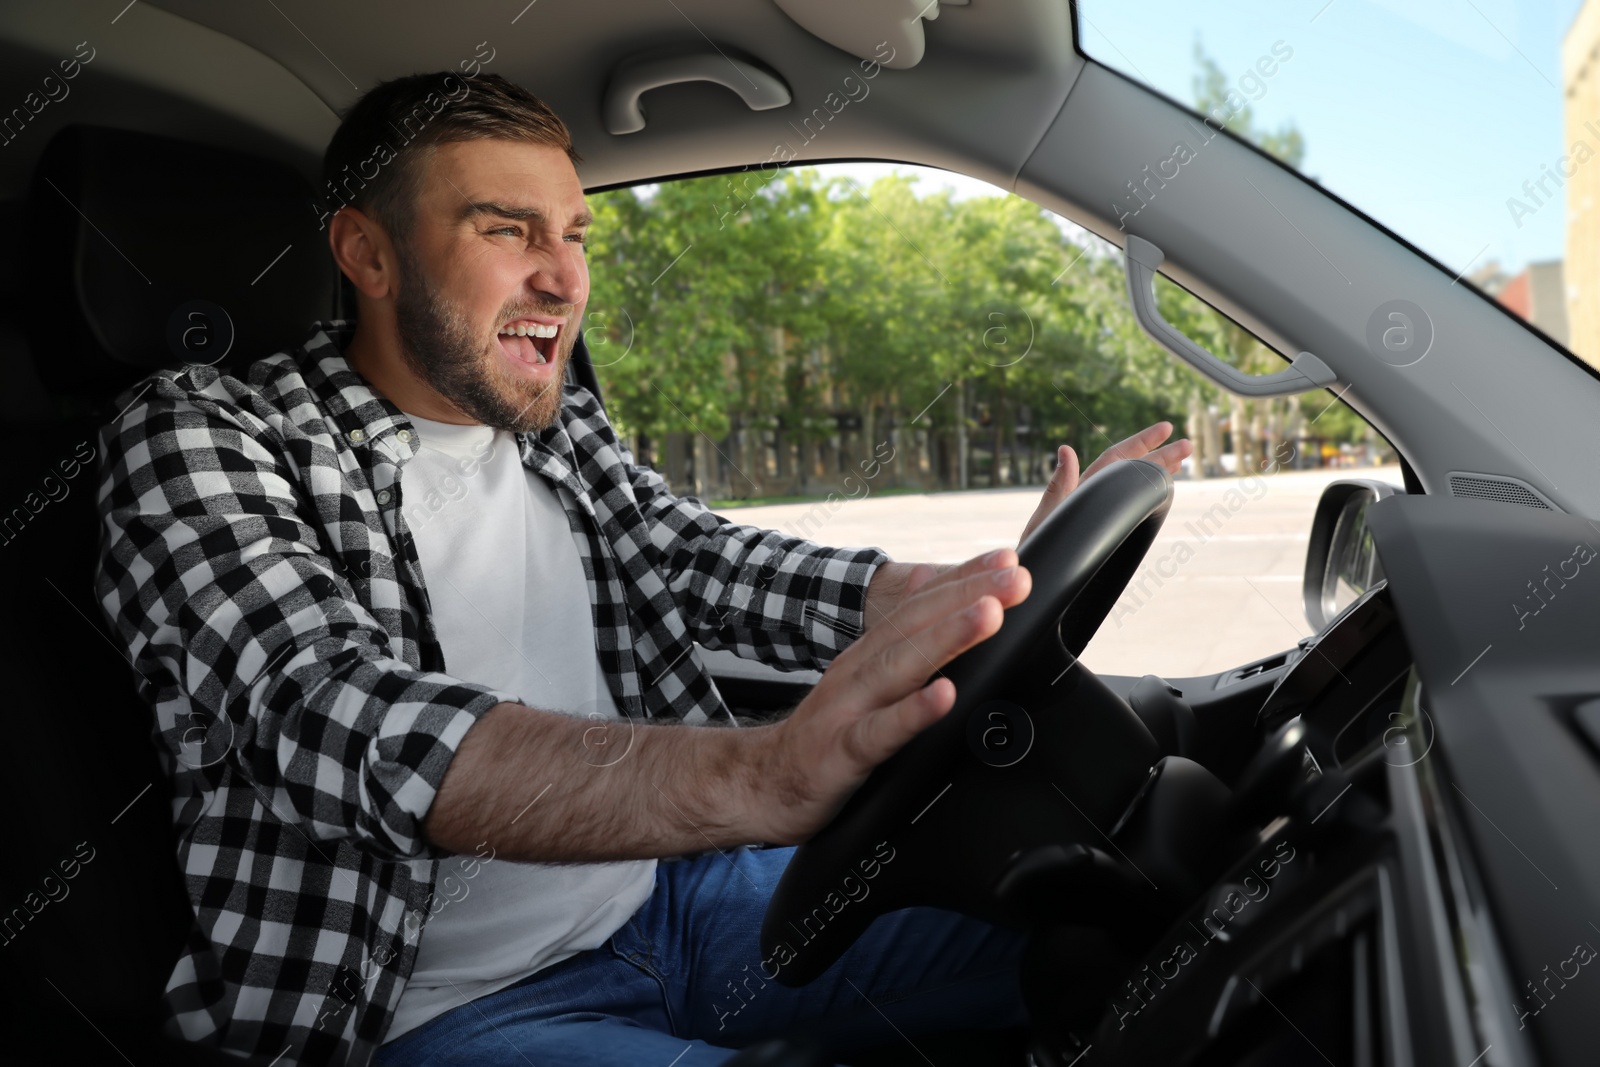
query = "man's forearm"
xmin=424 ymin=702 xmax=774 ymax=862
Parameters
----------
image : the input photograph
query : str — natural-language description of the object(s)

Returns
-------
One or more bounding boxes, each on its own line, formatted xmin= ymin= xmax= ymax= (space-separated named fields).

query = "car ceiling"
xmin=0 ymin=0 xmax=1080 ymax=196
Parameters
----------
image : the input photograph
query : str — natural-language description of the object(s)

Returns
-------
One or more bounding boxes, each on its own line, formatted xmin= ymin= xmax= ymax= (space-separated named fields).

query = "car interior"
xmin=3 ymin=2 xmax=1600 ymax=1065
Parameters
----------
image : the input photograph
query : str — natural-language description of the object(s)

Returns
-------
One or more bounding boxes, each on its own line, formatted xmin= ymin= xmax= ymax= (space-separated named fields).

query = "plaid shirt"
xmin=92 ymin=320 xmax=887 ymax=1066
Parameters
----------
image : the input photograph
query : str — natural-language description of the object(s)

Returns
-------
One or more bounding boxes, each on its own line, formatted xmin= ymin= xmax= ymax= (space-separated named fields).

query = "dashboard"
xmin=1063 ymin=492 xmax=1600 ymax=1066
xmin=703 ymin=492 xmax=1600 ymax=1066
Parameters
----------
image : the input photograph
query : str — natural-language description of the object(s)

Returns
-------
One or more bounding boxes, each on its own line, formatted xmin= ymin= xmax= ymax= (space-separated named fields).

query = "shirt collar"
xmin=295 ymin=319 xmax=421 ymax=462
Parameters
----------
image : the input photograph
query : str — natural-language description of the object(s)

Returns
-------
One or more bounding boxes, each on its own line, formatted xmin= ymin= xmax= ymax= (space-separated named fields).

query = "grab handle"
xmin=604 ymin=51 xmax=791 ymax=135
xmin=1124 ymin=234 xmax=1338 ymax=398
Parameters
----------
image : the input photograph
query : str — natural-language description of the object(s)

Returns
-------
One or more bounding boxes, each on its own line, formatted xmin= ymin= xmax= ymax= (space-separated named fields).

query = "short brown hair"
xmin=317 ymin=71 xmax=582 ymax=245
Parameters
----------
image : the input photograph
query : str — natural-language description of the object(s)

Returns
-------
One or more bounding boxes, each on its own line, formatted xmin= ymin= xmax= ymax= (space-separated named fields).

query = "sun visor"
xmin=769 ymin=0 xmax=968 ymax=69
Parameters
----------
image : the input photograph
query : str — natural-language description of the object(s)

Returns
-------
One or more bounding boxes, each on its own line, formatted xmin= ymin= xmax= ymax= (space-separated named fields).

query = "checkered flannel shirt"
xmin=92 ymin=320 xmax=888 ymax=1065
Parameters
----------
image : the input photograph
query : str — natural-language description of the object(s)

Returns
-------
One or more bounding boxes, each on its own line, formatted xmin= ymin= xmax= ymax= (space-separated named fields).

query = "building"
xmin=1466 ymin=261 xmax=1511 ymax=296
xmin=1468 ymin=259 xmax=1571 ymax=345
xmin=1563 ymin=1 xmax=1600 ymax=362
xmin=1499 ymin=260 xmax=1571 ymax=346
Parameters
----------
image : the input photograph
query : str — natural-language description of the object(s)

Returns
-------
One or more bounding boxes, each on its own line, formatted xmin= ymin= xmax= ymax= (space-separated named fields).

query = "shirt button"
xmin=376 ymin=489 xmax=392 ymax=505
xmin=396 ymin=429 xmax=412 ymax=443
xmin=348 ymin=428 xmax=366 ymax=444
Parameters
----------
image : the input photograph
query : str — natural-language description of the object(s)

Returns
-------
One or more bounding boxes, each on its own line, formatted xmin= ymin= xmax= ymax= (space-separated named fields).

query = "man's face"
xmin=389 ymin=139 xmax=591 ymax=433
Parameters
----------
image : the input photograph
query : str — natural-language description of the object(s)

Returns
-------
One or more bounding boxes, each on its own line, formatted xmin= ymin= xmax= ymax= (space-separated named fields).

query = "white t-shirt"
xmin=385 ymin=413 xmax=658 ymax=1043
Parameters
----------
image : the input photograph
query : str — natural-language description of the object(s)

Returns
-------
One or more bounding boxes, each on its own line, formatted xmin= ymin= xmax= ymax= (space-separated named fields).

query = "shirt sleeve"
xmin=93 ymin=372 xmax=523 ymax=863
xmin=612 ymin=434 xmax=890 ymax=672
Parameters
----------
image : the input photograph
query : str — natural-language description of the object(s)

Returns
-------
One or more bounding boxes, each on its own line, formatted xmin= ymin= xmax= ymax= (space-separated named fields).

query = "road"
xmin=719 ymin=465 xmax=1403 ymax=679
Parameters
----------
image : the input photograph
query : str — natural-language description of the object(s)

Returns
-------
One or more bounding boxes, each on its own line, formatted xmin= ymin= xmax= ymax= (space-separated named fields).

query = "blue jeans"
xmin=374 ymin=845 xmax=1029 ymax=1065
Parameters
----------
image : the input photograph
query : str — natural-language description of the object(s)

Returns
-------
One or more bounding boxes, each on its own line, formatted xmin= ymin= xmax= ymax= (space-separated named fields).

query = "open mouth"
xmin=496 ymin=319 xmax=561 ymax=366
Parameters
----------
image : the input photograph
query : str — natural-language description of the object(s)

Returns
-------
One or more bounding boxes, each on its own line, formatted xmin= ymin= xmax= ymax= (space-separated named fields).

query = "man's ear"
xmin=328 ymin=206 xmax=395 ymax=300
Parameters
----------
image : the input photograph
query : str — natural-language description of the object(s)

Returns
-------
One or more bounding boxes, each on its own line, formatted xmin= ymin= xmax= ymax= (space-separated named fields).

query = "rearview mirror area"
xmin=1303 ymin=480 xmax=1402 ymax=631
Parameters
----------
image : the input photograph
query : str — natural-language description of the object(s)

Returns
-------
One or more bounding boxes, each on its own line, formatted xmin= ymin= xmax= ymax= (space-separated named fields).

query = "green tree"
xmin=581 ymin=47 xmax=1351 ymax=503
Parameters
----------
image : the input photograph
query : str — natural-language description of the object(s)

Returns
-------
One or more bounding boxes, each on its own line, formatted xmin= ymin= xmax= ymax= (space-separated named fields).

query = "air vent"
xmin=1446 ymin=472 xmax=1554 ymax=510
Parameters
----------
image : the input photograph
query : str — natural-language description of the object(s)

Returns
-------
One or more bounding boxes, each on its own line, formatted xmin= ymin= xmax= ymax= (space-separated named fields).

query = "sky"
xmin=827 ymin=0 xmax=1591 ymax=281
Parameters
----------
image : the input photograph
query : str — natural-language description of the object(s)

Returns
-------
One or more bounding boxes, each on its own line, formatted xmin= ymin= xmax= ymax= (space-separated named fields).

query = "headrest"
xmin=23 ymin=124 xmax=337 ymax=401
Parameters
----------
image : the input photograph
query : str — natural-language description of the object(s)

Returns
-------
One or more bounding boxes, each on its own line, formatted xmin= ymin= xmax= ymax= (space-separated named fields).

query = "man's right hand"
xmin=754 ymin=548 xmax=1032 ymax=845
xmin=427 ymin=547 xmax=1030 ymax=864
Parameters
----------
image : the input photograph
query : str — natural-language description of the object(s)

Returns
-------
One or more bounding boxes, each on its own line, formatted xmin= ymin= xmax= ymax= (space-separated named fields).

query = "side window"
xmin=585 ymin=163 xmax=1395 ymax=679
xmin=1084 ymin=271 xmax=1395 ymax=677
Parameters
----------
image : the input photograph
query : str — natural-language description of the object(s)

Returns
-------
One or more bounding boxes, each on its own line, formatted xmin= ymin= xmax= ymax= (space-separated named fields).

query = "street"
xmin=720 ymin=465 xmax=1404 ymax=679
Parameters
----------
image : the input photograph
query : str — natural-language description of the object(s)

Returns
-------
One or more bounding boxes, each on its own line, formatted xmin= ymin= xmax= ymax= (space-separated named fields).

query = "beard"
xmin=391 ymin=240 xmax=574 ymax=434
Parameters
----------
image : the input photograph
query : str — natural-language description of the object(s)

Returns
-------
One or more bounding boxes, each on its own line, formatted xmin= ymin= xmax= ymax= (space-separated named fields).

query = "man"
xmin=93 ymin=72 xmax=1189 ymax=1066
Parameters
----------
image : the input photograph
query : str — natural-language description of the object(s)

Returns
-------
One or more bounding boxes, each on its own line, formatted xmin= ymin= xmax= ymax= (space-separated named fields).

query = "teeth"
xmin=498 ymin=322 xmax=559 ymax=338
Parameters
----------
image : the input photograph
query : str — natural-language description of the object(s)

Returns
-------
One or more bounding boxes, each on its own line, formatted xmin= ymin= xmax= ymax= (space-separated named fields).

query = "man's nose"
xmin=529 ymin=243 xmax=586 ymax=309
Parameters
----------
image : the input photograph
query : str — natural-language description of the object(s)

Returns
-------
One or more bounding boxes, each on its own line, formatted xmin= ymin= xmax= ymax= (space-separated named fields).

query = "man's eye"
xmin=566 ymin=233 xmax=588 ymax=245
xmin=488 ymin=226 xmax=521 ymax=237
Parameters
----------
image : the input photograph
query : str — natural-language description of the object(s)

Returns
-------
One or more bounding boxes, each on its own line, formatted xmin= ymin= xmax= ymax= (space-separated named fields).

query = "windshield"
xmin=1076 ymin=0 xmax=1592 ymax=364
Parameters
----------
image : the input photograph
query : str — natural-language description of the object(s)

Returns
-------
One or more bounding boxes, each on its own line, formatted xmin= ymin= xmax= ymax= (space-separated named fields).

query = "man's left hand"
xmin=864 ymin=422 xmax=1193 ymax=634
xmin=1018 ymin=421 xmax=1193 ymax=547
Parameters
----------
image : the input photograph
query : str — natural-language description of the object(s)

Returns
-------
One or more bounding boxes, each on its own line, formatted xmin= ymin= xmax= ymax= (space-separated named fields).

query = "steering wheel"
xmin=760 ymin=458 xmax=1176 ymax=985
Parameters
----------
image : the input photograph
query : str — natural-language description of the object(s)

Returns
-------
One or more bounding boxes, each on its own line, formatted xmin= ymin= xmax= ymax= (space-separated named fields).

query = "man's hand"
xmin=428 ymin=550 xmax=1026 ymax=861
xmin=1018 ymin=421 xmax=1193 ymax=547
xmin=862 ymin=423 xmax=1192 ymax=632
xmin=755 ymin=548 xmax=1030 ymax=845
